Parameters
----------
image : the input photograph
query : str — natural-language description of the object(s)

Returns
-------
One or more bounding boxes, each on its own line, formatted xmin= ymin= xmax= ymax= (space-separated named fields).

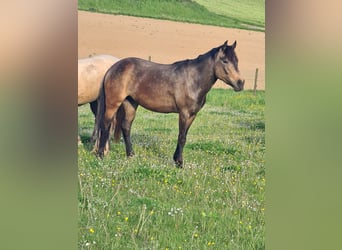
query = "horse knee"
xmin=178 ymin=136 xmax=186 ymax=146
xmin=101 ymin=116 xmax=113 ymax=131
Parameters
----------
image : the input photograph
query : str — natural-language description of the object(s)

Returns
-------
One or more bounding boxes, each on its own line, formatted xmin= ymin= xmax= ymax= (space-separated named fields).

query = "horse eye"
xmin=222 ymin=59 xmax=228 ymax=64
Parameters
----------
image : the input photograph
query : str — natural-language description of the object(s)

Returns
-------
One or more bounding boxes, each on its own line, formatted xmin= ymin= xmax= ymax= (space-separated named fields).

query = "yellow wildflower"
xmin=207 ymin=241 xmax=215 ymax=246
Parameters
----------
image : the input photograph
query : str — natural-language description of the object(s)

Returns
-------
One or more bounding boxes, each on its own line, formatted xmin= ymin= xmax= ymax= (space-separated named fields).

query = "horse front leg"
xmin=173 ymin=113 xmax=196 ymax=167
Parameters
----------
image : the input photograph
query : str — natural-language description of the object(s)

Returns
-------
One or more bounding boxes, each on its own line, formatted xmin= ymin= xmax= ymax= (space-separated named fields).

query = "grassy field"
xmin=78 ymin=0 xmax=265 ymax=31
xmin=194 ymin=0 xmax=264 ymax=29
xmin=78 ymin=89 xmax=265 ymax=249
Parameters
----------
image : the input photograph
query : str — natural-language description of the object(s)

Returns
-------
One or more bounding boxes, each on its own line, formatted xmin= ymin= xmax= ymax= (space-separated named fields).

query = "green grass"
xmin=194 ymin=0 xmax=265 ymax=28
xmin=78 ymin=0 xmax=265 ymax=31
xmin=78 ymin=89 xmax=265 ymax=249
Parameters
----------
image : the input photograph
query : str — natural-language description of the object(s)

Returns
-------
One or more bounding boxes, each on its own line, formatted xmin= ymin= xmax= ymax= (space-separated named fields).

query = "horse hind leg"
xmin=90 ymin=100 xmax=111 ymax=153
xmin=121 ymin=98 xmax=138 ymax=157
xmin=97 ymin=104 xmax=121 ymax=157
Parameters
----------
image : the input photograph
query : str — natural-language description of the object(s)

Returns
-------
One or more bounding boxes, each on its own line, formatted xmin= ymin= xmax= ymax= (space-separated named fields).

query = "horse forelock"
xmin=224 ymin=45 xmax=239 ymax=71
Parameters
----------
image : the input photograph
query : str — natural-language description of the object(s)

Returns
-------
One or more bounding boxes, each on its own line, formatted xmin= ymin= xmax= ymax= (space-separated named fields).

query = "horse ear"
xmin=232 ymin=40 xmax=237 ymax=49
xmin=220 ymin=40 xmax=228 ymax=52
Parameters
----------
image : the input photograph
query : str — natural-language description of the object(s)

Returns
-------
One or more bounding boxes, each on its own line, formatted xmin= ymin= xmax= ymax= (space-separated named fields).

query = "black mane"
xmin=172 ymin=46 xmax=221 ymax=67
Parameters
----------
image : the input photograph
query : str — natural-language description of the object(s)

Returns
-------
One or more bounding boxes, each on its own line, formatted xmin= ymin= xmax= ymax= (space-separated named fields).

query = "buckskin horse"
xmin=94 ymin=41 xmax=244 ymax=167
xmin=78 ymin=55 xmax=119 ymax=144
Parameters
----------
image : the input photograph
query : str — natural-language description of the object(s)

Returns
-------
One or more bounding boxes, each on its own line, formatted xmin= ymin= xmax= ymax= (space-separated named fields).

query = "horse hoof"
xmin=126 ymin=151 xmax=135 ymax=158
xmin=97 ymin=152 xmax=104 ymax=159
xmin=93 ymin=148 xmax=104 ymax=158
xmin=175 ymin=160 xmax=183 ymax=168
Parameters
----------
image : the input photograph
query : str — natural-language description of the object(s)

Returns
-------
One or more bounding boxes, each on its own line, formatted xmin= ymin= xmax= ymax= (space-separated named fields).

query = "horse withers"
xmin=78 ymin=55 xmax=119 ymax=144
xmin=94 ymin=41 xmax=244 ymax=167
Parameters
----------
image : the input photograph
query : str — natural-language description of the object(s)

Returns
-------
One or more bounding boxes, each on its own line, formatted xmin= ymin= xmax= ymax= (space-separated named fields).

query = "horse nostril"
xmin=237 ymin=79 xmax=245 ymax=90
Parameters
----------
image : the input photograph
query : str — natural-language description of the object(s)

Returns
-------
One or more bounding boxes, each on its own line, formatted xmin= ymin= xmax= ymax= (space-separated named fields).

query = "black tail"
xmin=93 ymin=79 xmax=106 ymax=146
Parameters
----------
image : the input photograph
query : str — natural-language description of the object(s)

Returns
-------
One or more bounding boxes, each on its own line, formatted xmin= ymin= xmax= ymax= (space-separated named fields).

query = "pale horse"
xmin=78 ymin=55 xmax=119 ymax=145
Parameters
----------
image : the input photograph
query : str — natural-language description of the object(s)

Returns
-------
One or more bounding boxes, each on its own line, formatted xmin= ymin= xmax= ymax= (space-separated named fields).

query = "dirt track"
xmin=78 ymin=11 xmax=265 ymax=90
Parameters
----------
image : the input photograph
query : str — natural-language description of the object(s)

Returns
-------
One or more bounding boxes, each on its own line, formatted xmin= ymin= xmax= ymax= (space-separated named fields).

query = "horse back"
xmin=78 ymin=55 xmax=119 ymax=105
xmin=104 ymin=57 xmax=199 ymax=113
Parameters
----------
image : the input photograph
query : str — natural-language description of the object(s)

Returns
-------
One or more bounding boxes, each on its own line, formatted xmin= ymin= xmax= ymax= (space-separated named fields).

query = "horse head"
xmin=214 ymin=40 xmax=245 ymax=91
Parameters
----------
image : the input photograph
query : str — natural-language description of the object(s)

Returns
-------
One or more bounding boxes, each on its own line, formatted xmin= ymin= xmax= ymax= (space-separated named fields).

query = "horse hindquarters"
xmin=96 ymin=87 xmax=129 ymax=157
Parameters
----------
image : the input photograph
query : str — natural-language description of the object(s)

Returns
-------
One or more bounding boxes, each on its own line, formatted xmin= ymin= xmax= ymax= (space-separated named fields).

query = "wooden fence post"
xmin=254 ymin=68 xmax=259 ymax=95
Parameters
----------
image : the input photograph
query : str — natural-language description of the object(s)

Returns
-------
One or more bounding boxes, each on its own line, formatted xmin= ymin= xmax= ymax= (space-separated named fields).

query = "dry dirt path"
xmin=78 ymin=11 xmax=265 ymax=90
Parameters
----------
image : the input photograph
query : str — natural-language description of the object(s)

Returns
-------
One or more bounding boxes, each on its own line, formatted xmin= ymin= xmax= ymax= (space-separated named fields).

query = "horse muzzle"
xmin=233 ymin=79 xmax=245 ymax=92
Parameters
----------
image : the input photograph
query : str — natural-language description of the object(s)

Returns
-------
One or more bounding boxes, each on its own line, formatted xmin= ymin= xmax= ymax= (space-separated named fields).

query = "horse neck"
xmin=191 ymin=51 xmax=218 ymax=95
